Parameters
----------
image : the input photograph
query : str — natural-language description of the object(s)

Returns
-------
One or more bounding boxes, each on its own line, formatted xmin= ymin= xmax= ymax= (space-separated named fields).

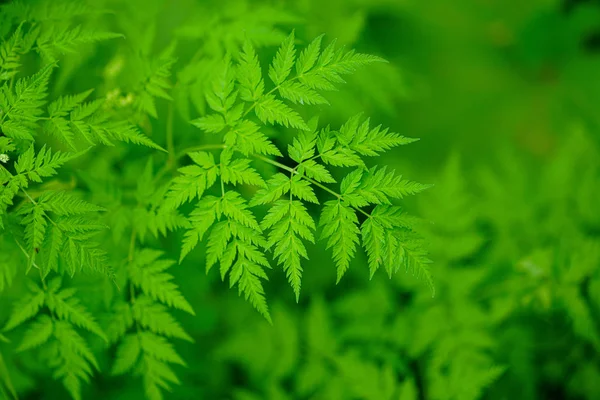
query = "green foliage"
xmin=2 ymin=0 xmax=599 ymax=400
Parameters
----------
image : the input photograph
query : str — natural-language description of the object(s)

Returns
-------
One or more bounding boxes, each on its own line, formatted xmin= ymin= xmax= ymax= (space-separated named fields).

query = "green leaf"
xmin=250 ymin=173 xmax=291 ymax=206
xmin=17 ymin=314 xmax=53 ymax=352
xmin=129 ymin=249 xmax=195 ymax=315
xmin=269 ymin=31 xmax=296 ymax=85
xmin=237 ymin=40 xmax=264 ymax=102
xmin=180 ymin=196 xmax=219 ymax=262
xmin=319 ymin=200 xmax=360 ymax=282
xmin=0 ymin=63 xmax=54 ymax=140
xmin=132 ymin=296 xmax=193 ymax=342
xmin=279 ymin=81 xmax=328 ymax=105
xmin=225 ymin=120 xmax=282 ymax=157
xmin=191 ymin=113 xmax=226 ymax=133
xmin=111 ymin=334 xmax=141 ymax=376
xmin=262 ymin=200 xmax=315 ymax=301
xmin=45 ymin=281 xmax=108 ymax=341
xmin=296 ymin=35 xmax=323 ymax=75
xmin=255 ymin=94 xmax=309 ymax=130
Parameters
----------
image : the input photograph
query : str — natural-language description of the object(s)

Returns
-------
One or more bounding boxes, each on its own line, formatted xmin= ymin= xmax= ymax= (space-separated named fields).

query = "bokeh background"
xmin=1 ymin=0 xmax=600 ymax=399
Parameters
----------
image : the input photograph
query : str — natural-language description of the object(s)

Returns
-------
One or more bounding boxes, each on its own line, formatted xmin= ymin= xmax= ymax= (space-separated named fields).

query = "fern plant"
xmin=165 ymin=32 xmax=433 ymax=320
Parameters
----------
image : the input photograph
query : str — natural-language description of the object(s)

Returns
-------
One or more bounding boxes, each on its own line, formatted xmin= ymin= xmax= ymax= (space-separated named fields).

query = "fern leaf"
xmin=163 ymin=163 xmax=212 ymax=210
xmin=319 ymin=200 xmax=360 ymax=282
xmin=234 ymin=258 xmax=272 ymax=323
xmin=279 ymin=81 xmax=329 ymax=105
xmin=296 ymin=35 xmax=323 ymax=76
xmin=262 ymin=200 xmax=315 ymax=301
xmin=15 ymin=145 xmax=79 ymax=183
xmin=35 ymin=25 xmax=123 ymax=62
xmin=0 ymin=24 xmax=27 ymax=81
xmin=45 ymin=279 xmax=108 ymax=341
xmin=206 ymin=221 xmax=232 ymax=273
xmin=250 ymin=173 xmax=291 ymax=206
xmin=132 ymin=296 xmax=193 ymax=342
xmin=135 ymin=54 xmax=176 ymax=118
xmin=180 ymin=196 xmax=219 ymax=262
xmin=206 ymin=55 xmax=236 ymax=114
xmin=220 ymin=191 xmax=261 ymax=231
xmin=39 ymin=190 xmax=105 ymax=216
xmin=111 ymin=333 xmax=141 ymax=376
xmin=191 ymin=113 xmax=226 ymax=133
xmin=361 ymin=216 xmax=386 ymax=278
xmin=106 ymin=122 xmax=166 ymax=151
xmin=255 ymin=94 xmax=309 ymax=130
xmin=62 ymin=233 xmax=112 ymax=277
xmin=138 ymin=331 xmax=186 ymax=366
xmin=220 ymin=154 xmax=266 ymax=188
xmin=337 ymin=114 xmax=417 ymax=156
xmin=129 ymin=249 xmax=195 ymax=315
xmin=2 ymin=283 xmax=44 ymax=331
xmin=2 ymin=284 xmax=44 ymax=332
xmin=299 ymin=160 xmax=335 ymax=183
xmin=237 ymin=40 xmax=264 ymax=102
xmin=16 ymin=314 xmax=53 ymax=352
xmin=45 ymin=89 xmax=94 ymax=149
xmin=0 ymin=63 xmax=54 ymax=140
xmin=52 ymin=320 xmax=99 ymax=400
xmin=224 ymin=120 xmax=282 ymax=157
xmin=19 ymin=202 xmax=48 ymax=266
xmin=269 ymin=31 xmax=296 ymax=85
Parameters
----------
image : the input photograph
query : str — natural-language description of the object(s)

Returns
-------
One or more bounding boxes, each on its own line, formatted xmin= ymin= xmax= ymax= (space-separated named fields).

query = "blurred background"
xmin=2 ymin=0 xmax=600 ymax=399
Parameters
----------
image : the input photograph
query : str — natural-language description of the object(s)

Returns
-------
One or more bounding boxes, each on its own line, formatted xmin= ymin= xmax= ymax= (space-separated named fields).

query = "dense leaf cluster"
xmin=0 ymin=1 xmax=430 ymax=399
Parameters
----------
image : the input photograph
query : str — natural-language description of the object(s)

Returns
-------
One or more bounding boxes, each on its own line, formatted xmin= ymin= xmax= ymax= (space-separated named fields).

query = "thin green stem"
xmin=22 ymin=189 xmax=59 ymax=227
xmin=253 ymin=154 xmax=371 ymax=219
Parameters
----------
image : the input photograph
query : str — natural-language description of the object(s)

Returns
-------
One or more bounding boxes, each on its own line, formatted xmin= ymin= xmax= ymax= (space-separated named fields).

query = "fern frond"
xmin=18 ymin=201 xmax=48 ymax=267
xmin=180 ymin=196 xmax=218 ymax=262
xmin=254 ymin=94 xmax=309 ymax=130
xmin=2 ymin=281 xmax=44 ymax=331
xmin=0 ymin=24 xmax=29 ymax=81
xmin=237 ymin=40 xmax=264 ymax=102
xmin=16 ymin=314 xmax=53 ymax=352
xmin=38 ymin=190 xmax=105 ymax=216
xmin=45 ymin=278 xmax=108 ymax=341
xmin=269 ymin=31 xmax=296 ymax=86
xmin=51 ymin=320 xmax=100 ymax=400
xmin=163 ymin=151 xmax=217 ymax=209
xmin=262 ymin=199 xmax=316 ymax=301
xmin=336 ymin=114 xmax=416 ymax=156
xmin=362 ymin=205 xmax=434 ymax=292
xmin=220 ymin=151 xmax=266 ymax=188
xmin=224 ymin=120 xmax=281 ymax=157
xmin=191 ymin=113 xmax=226 ymax=133
xmin=250 ymin=173 xmax=291 ymax=206
xmin=35 ymin=25 xmax=122 ymax=62
xmin=111 ymin=333 xmax=140 ymax=376
xmin=15 ymin=145 xmax=79 ymax=184
xmin=132 ymin=296 xmax=193 ymax=342
xmin=129 ymin=249 xmax=194 ymax=315
xmin=342 ymin=167 xmax=432 ymax=207
xmin=319 ymin=200 xmax=360 ymax=282
xmin=62 ymin=233 xmax=112 ymax=277
xmin=135 ymin=54 xmax=176 ymax=118
xmin=0 ymin=63 xmax=54 ymax=140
